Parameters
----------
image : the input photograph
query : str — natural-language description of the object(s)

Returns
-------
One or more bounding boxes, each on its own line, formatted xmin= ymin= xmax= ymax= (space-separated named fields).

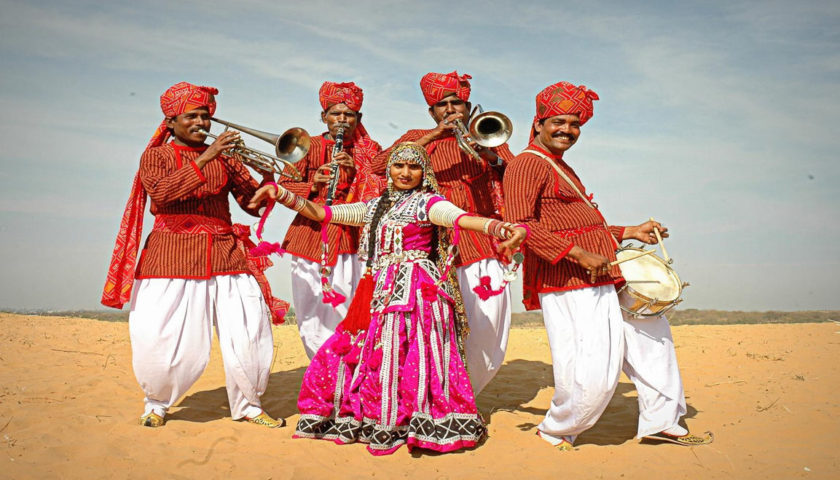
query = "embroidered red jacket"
xmin=279 ymin=134 xmax=382 ymax=265
xmin=370 ymin=129 xmax=514 ymax=267
xmin=502 ymin=144 xmax=627 ymax=310
xmin=135 ymin=143 xmax=261 ymax=279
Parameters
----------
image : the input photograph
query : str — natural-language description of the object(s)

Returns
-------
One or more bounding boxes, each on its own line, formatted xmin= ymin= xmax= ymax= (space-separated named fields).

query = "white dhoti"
xmin=537 ymin=285 xmax=686 ymax=440
xmin=129 ymin=274 xmax=274 ymax=420
xmin=290 ymin=253 xmax=360 ymax=359
xmin=457 ymin=258 xmax=512 ymax=394
xmin=620 ymin=291 xmax=687 ymax=438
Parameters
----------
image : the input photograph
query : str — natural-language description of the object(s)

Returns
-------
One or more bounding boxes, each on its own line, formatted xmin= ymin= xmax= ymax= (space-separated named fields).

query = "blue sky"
xmin=0 ymin=0 xmax=838 ymax=311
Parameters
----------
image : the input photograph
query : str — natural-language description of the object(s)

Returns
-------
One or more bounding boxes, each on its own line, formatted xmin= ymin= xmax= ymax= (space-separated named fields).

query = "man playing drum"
xmin=503 ymin=81 xmax=712 ymax=450
xmin=368 ymin=71 xmax=514 ymax=395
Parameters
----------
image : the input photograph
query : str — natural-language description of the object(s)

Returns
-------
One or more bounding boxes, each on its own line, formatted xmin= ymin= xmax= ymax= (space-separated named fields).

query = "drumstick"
xmin=609 ymin=249 xmax=655 ymax=266
xmin=649 ymin=217 xmax=670 ymax=263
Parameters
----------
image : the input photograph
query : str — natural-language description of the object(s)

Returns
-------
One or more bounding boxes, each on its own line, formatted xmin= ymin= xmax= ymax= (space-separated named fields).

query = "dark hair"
xmin=365 ymin=189 xmax=392 ymax=267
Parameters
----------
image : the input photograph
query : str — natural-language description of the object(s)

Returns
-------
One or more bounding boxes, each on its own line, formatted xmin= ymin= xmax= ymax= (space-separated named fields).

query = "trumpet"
xmin=198 ymin=117 xmax=309 ymax=181
xmin=452 ymin=105 xmax=513 ymax=161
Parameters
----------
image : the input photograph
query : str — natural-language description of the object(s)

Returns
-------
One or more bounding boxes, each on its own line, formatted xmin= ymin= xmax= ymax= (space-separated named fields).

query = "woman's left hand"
xmin=497 ymin=225 xmax=528 ymax=257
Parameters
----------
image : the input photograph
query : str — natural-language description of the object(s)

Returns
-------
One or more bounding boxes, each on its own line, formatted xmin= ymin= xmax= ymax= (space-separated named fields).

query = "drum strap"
xmin=523 ymin=149 xmax=621 ymax=248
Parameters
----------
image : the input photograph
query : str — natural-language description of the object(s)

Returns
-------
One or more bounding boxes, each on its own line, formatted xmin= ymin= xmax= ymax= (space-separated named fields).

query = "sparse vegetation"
xmin=2 ymin=308 xmax=836 ymax=327
xmin=508 ymin=309 xmax=838 ymax=327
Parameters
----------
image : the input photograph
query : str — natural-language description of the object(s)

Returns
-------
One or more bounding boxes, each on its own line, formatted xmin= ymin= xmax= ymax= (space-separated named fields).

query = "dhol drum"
xmin=616 ymin=246 xmax=687 ymax=317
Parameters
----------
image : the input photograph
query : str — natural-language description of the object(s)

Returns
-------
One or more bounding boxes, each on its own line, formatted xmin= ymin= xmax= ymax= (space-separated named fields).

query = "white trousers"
xmin=290 ymin=253 xmax=360 ymax=359
xmin=129 ymin=274 xmax=274 ymax=420
xmin=537 ymin=285 xmax=686 ymax=439
xmin=457 ymin=258 xmax=512 ymax=394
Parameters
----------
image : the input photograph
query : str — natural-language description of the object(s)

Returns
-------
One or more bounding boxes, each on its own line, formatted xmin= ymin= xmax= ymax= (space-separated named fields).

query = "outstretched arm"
xmin=428 ymin=199 xmax=528 ymax=256
xmin=249 ymin=183 xmax=326 ymax=222
xmin=248 ymin=183 xmax=367 ymax=226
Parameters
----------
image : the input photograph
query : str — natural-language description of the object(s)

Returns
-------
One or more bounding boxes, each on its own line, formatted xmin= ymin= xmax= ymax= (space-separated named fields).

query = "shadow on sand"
xmin=475 ymin=359 xmax=700 ymax=446
xmin=168 ymin=367 xmax=307 ymax=424
xmin=169 ymin=357 xmax=700 ymax=448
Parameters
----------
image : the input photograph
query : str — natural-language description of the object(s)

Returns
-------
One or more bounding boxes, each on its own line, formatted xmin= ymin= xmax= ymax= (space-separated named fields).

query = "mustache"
xmin=552 ymin=131 xmax=576 ymax=141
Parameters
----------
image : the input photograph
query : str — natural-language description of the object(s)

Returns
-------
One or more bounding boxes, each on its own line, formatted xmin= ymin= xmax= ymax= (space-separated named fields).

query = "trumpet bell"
xmin=276 ymin=127 xmax=310 ymax=164
xmin=469 ymin=111 xmax=513 ymax=148
xmin=200 ymin=117 xmax=309 ymax=181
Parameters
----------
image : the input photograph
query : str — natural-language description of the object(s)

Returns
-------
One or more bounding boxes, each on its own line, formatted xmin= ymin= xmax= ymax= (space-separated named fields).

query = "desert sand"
xmin=0 ymin=313 xmax=837 ymax=479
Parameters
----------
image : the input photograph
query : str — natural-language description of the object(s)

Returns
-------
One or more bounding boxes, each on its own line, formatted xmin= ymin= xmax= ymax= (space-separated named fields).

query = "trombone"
xmin=452 ymin=105 xmax=513 ymax=161
xmin=198 ymin=117 xmax=309 ymax=181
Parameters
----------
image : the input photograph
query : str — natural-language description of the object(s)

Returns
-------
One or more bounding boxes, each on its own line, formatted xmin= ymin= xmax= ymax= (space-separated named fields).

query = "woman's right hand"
xmin=248 ymin=184 xmax=279 ymax=209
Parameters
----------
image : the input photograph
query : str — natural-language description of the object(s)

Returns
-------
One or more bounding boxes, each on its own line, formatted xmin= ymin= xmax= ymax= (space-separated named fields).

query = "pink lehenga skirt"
xmin=294 ymin=263 xmax=485 ymax=455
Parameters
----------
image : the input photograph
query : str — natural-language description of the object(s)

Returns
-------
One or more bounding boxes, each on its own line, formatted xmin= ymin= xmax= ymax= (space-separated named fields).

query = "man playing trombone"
xmin=369 ymin=71 xmax=514 ymax=395
xmin=278 ymin=81 xmax=383 ymax=359
xmin=102 ymin=82 xmax=286 ymax=428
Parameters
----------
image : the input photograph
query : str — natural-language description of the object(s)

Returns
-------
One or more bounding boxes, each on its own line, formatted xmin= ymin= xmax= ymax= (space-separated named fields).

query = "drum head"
xmin=616 ymin=248 xmax=680 ymax=302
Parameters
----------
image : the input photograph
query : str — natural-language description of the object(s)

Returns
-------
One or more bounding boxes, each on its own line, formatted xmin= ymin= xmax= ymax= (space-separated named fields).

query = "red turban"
xmin=319 ymin=81 xmax=364 ymax=112
xmin=147 ymin=82 xmax=219 ymax=149
xmin=531 ymin=81 xmax=599 ymax=141
xmin=419 ymin=71 xmax=472 ymax=106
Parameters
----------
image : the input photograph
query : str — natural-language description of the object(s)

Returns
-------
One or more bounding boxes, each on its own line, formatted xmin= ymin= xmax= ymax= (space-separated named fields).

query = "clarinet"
xmin=325 ymin=125 xmax=345 ymax=206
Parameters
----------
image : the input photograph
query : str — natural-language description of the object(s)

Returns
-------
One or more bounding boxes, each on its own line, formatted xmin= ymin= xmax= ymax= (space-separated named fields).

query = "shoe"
xmin=536 ymin=430 xmax=574 ymax=451
xmin=139 ymin=412 xmax=165 ymax=427
xmin=245 ymin=411 xmax=285 ymax=428
xmin=643 ymin=430 xmax=714 ymax=446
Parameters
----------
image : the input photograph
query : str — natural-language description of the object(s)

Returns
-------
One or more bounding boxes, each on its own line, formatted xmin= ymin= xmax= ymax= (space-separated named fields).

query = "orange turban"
xmin=419 ymin=71 xmax=471 ymax=106
xmin=319 ymin=81 xmax=364 ymax=112
xmin=147 ymin=82 xmax=219 ymax=148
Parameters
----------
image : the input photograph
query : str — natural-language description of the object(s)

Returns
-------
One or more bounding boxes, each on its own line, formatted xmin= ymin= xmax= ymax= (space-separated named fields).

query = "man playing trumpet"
xmin=102 ymin=81 xmax=286 ymax=428
xmin=503 ymin=81 xmax=712 ymax=450
xmin=279 ymin=81 xmax=383 ymax=358
xmin=369 ymin=71 xmax=514 ymax=394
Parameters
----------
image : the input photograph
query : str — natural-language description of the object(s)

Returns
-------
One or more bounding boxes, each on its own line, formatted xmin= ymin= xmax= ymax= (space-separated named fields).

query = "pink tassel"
xmin=322 ymin=290 xmax=346 ymax=307
xmin=420 ymin=281 xmax=439 ymax=301
xmin=472 ymin=275 xmax=505 ymax=301
xmin=321 ymin=278 xmax=346 ymax=307
xmin=250 ymin=241 xmax=285 ymax=257
xmin=333 ymin=333 xmax=352 ymax=355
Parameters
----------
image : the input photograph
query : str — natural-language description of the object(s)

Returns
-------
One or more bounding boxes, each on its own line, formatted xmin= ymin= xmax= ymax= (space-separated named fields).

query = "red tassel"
xmin=250 ymin=241 xmax=284 ymax=257
xmin=472 ymin=275 xmax=505 ymax=301
xmin=337 ymin=273 xmax=375 ymax=334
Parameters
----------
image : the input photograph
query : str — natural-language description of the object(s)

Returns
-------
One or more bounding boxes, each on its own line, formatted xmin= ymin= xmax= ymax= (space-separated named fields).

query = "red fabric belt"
xmin=554 ymin=224 xmax=604 ymax=238
xmin=153 ymin=214 xmax=233 ymax=235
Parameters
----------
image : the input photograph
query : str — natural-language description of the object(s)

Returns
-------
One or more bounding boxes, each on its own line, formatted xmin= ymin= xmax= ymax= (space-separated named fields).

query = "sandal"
xmin=643 ymin=430 xmax=714 ymax=446
xmin=139 ymin=412 xmax=165 ymax=428
xmin=244 ymin=411 xmax=286 ymax=428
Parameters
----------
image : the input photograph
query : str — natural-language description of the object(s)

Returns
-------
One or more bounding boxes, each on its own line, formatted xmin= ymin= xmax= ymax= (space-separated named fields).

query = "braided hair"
xmin=378 ymin=142 xmax=471 ymax=350
xmin=364 ymin=189 xmax=392 ymax=269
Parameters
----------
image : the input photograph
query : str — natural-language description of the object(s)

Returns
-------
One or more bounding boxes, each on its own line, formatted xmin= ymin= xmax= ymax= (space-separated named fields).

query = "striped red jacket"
xmin=135 ymin=143 xmax=262 ymax=279
xmin=279 ymin=135 xmax=382 ymax=265
xmin=503 ymin=144 xmax=626 ymax=310
xmin=370 ymin=129 xmax=514 ymax=267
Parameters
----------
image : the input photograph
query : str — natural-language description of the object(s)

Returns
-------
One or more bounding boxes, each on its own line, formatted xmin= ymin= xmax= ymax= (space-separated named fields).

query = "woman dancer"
xmin=250 ymin=142 xmax=527 ymax=455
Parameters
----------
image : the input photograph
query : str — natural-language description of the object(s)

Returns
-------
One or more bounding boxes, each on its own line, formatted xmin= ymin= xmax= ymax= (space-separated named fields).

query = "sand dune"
xmin=0 ymin=313 xmax=837 ymax=479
